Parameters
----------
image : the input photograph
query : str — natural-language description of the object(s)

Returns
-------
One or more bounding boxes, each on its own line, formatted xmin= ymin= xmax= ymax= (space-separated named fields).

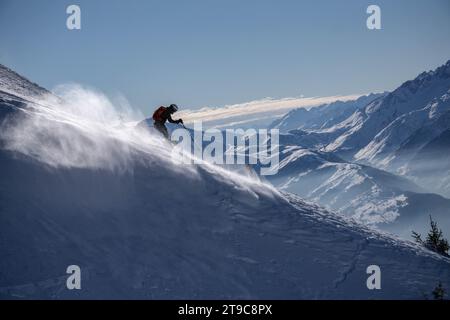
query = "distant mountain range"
xmin=271 ymin=93 xmax=386 ymax=133
xmin=268 ymin=60 xmax=450 ymax=237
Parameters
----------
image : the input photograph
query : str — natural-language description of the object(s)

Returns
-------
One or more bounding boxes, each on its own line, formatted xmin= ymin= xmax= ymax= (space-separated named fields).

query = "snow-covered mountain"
xmin=325 ymin=60 xmax=450 ymax=158
xmin=1 ymin=64 xmax=450 ymax=299
xmin=0 ymin=65 xmax=49 ymax=98
xmin=265 ymin=144 xmax=450 ymax=239
xmin=267 ymin=60 xmax=450 ymax=227
xmin=270 ymin=93 xmax=385 ymax=133
xmin=355 ymin=90 xmax=450 ymax=168
xmin=349 ymin=62 xmax=450 ymax=199
xmin=404 ymin=128 xmax=450 ymax=197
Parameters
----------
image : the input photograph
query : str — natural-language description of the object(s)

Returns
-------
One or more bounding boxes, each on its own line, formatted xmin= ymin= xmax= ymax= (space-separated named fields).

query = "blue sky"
xmin=0 ymin=0 xmax=449 ymax=114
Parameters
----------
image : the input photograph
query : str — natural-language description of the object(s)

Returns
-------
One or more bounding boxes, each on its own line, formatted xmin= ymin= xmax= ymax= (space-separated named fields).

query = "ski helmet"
xmin=169 ymin=104 xmax=178 ymax=112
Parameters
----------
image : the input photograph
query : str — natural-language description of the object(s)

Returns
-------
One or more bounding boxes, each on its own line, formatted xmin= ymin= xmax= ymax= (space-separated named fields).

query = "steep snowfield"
xmin=1 ymin=65 xmax=450 ymax=299
xmin=0 ymin=65 xmax=49 ymax=99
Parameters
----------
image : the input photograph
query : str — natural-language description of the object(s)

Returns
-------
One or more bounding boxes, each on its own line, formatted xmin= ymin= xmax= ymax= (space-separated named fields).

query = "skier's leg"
xmin=154 ymin=122 xmax=169 ymax=139
xmin=161 ymin=125 xmax=169 ymax=139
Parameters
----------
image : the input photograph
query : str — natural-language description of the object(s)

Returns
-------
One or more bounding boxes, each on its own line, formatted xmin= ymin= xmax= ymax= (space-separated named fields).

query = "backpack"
xmin=152 ymin=106 xmax=166 ymax=122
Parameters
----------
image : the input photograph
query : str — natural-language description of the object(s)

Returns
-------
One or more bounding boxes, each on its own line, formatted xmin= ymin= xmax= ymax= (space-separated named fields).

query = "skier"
xmin=152 ymin=104 xmax=184 ymax=139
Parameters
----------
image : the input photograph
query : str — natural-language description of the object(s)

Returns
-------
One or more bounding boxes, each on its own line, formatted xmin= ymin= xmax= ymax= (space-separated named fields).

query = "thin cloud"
xmin=179 ymin=94 xmax=362 ymax=125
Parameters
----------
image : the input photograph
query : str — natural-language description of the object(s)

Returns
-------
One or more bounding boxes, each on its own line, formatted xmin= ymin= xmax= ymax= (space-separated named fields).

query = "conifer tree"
xmin=412 ymin=216 xmax=449 ymax=256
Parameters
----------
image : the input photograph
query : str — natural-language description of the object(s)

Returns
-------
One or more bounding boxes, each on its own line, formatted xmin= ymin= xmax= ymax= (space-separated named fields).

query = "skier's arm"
xmin=167 ymin=114 xmax=177 ymax=123
xmin=167 ymin=114 xmax=183 ymax=124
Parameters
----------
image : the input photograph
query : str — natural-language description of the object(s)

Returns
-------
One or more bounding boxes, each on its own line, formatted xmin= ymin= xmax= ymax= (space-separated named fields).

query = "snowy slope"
xmin=1 ymin=65 xmax=450 ymax=299
xmin=0 ymin=65 xmax=49 ymax=98
xmin=265 ymin=145 xmax=450 ymax=238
